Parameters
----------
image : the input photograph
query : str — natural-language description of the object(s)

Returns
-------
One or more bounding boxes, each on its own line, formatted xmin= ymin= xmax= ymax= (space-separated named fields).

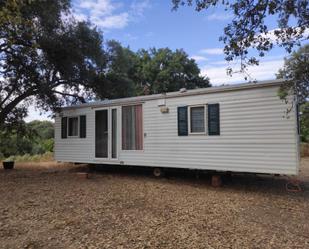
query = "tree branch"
xmin=52 ymin=90 xmax=86 ymax=103
xmin=0 ymin=88 xmax=36 ymax=124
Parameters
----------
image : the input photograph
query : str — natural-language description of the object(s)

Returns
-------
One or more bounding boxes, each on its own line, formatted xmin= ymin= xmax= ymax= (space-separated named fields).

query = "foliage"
xmin=299 ymin=102 xmax=309 ymax=142
xmin=0 ymin=0 xmax=106 ymax=126
xmin=0 ymin=0 xmax=210 ymax=125
xmin=132 ymin=48 xmax=210 ymax=94
xmin=3 ymin=151 xmax=53 ymax=162
xmin=93 ymin=41 xmax=210 ymax=98
xmin=0 ymin=120 xmax=54 ymax=158
xmin=172 ymin=0 xmax=309 ymax=76
xmin=93 ymin=40 xmax=138 ymax=100
xmin=277 ymin=45 xmax=309 ymax=104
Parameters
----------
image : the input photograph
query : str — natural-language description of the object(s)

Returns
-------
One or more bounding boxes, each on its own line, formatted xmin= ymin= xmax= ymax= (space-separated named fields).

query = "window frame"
xmin=121 ymin=103 xmax=144 ymax=151
xmin=188 ymin=104 xmax=207 ymax=135
xmin=67 ymin=116 xmax=79 ymax=138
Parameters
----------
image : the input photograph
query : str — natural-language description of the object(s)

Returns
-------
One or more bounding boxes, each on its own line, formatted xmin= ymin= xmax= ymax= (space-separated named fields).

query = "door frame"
xmin=94 ymin=107 xmax=120 ymax=161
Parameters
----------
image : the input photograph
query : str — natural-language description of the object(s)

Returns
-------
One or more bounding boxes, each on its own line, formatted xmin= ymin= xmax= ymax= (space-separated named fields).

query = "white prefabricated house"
xmin=54 ymin=79 xmax=300 ymax=175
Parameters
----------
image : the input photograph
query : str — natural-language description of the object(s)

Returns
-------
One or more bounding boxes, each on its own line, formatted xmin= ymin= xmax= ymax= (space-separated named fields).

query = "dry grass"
xmin=0 ymin=160 xmax=309 ymax=249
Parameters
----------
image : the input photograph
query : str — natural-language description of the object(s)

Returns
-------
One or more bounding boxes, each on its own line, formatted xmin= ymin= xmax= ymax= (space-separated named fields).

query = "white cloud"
xmin=130 ymin=0 xmax=150 ymax=18
xmin=73 ymin=0 xmax=150 ymax=30
xmin=92 ymin=13 xmax=129 ymax=29
xmin=200 ymin=48 xmax=223 ymax=55
xmin=207 ymin=13 xmax=232 ymax=21
xmin=252 ymin=27 xmax=309 ymax=45
xmin=201 ymin=58 xmax=284 ymax=85
xmin=190 ymin=55 xmax=208 ymax=62
xmin=79 ymin=0 xmax=116 ymax=14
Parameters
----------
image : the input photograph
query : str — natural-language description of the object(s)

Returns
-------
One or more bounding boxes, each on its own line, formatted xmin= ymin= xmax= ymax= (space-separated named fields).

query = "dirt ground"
xmin=0 ymin=160 xmax=309 ymax=249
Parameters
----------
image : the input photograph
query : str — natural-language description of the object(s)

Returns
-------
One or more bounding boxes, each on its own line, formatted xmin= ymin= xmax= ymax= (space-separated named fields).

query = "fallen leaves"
xmin=0 ymin=160 xmax=308 ymax=248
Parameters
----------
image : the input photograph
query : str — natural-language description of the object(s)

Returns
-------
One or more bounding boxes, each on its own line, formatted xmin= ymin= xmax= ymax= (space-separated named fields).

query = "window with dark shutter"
xmin=80 ymin=115 xmax=86 ymax=138
xmin=61 ymin=117 xmax=67 ymax=139
xmin=178 ymin=106 xmax=188 ymax=136
xmin=208 ymin=104 xmax=220 ymax=135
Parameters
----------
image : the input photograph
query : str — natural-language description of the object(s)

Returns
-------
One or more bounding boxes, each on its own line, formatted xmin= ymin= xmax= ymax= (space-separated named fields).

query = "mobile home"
xmin=54 ymin=79 xmax=300 ymax=175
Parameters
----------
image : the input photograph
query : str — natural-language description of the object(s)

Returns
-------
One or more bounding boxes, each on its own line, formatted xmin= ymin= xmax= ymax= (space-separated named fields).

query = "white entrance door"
xmin=95 ymin=108 xmax=118 ymax=160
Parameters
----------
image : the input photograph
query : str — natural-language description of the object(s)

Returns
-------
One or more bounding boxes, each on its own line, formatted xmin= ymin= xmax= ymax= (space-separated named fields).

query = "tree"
xmin=132 ymin=48 xmax=210 ymax=94
xmin=0 ymin=0 xmax=106 ymax=127
xmin=277 ymin=45 xmax=309 ymax=140
xmin=172 ymin=0 xmax=309 ymax=76
xmin=299 ymin=102 xmax=309 ymax=142
xmin=27 ymin=120 xmax=54 ymax=140
xmin=277 ymin=44 xmax=309 ymax=104
xmin=0 ymin=120 xmax=55 ymax=158
xmin=93 ymin=44 xmax=210 ymax=98
xmin=0 ymin=121 xmax=37 ymax=157
xmin=93 ymin=40 xmax=138 ymax=100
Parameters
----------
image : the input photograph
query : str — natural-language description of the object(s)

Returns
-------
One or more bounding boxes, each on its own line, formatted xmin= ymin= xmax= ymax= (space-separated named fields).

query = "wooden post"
xmin=211 ymin=175 xmax=222 ymax=187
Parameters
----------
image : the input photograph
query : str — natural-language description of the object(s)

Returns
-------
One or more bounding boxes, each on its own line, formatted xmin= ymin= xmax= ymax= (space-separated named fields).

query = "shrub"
xmin=1 ymin=152 xmax=54 ymax=162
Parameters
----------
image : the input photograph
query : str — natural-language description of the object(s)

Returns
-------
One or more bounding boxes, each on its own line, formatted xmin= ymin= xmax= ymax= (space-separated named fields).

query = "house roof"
xmin=62 ymin=79 xmax=285 ymax=110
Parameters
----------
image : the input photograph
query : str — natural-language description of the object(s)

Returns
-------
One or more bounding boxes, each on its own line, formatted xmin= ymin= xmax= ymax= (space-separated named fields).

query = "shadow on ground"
xmin=83 ymin=163 xmax=308 ymax=196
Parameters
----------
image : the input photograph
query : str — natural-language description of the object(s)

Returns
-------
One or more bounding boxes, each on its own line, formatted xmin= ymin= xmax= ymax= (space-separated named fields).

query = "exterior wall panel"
xmin=54 ymin=84 xmax=299 ymax=175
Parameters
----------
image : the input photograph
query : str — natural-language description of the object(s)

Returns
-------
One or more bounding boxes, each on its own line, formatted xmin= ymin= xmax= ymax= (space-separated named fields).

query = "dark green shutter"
xmin=61 ymin=117 xmax=67 ymax=139
xmin=208 ymin=104 xmax=220 ymax=135
xmin=178 ymin=106 xmax=188 ymax=136
xmin=80 ymin=115 xmax=86 ymax=138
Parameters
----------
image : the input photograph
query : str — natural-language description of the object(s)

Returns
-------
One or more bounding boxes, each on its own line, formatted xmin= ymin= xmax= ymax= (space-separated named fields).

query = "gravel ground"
xmin=0 ymin=160 xmax=309 ymax=249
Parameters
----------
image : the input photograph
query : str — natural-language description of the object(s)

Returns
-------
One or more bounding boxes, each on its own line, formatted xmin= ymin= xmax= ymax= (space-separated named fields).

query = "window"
xmin=189 ymin=106 xmax=206 ymax=133
xmin=68 ymin=117 xmax=78 ymax=137
xmin=122 ymin=105 xmax=143 ymax=150
xmin=61 ymin=115 xmax=87 ymax=139
xmin=177 ymin=104 xmax=220 ymax=136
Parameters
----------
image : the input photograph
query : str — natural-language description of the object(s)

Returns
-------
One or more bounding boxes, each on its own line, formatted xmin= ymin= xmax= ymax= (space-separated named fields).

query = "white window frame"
xmin=188 ymin=104 xmax=207 ymax=135
xmin=67 ymin=116 xmax=79 ymax=138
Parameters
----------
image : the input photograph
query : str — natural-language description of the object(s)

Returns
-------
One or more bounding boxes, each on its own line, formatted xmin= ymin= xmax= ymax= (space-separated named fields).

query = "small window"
xmin=68 ymin=117 xmax=78 ymax=137
xmin=189 ymin=106 xmax=206 ymax=133
xmin=122 ymin=105 xmax=143 ymax=150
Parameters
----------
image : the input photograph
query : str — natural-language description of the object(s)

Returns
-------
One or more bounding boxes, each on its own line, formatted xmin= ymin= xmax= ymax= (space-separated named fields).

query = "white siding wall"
xmin=54 ymin=85 xmax=299 ymax=175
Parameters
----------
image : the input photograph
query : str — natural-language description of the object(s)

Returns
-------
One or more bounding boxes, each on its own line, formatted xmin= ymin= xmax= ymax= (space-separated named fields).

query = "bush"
xmin=301 ymin=143 xmax=309 ymax=157
xmin=1 ymin=152 xmax=54 ymax=162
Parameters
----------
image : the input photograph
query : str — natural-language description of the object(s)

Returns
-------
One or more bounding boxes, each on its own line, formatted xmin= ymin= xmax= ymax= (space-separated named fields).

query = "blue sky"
xmin=26 ymin=0 xmax=293 ymax=121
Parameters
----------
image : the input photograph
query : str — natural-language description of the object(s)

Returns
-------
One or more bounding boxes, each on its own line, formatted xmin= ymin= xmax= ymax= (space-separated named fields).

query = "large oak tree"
xmin=0 ymin=0 xmax=211 ymax=128
xmin=0 ymin=0 xmax=106 ymax=126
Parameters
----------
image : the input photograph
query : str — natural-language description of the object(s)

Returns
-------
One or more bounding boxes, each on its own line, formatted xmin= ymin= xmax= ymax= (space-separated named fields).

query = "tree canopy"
xmin=132 ymin=48 xmax=210 ymax=95
xmin=0 ymin=0 xmax=106 ymax=126
xmin=0 ymin=0 xmax=210 ymax=127
xmin=277 ymin=44 xmax=309 ymax=104
xmin=172 ymin=0 xmax=309 ymax=75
